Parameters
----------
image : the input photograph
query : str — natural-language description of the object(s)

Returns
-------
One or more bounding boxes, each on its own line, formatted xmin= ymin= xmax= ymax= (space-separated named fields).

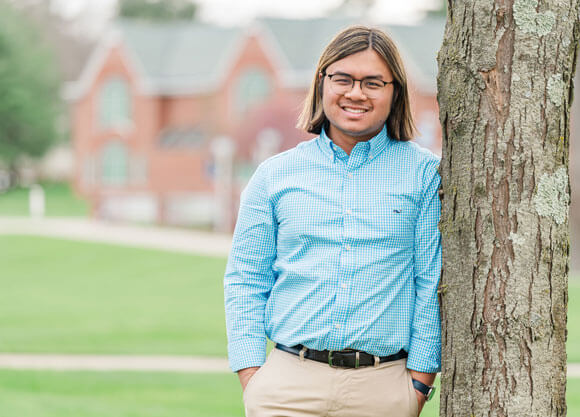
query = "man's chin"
xmin=336 ymin=126 xmax=382 ymax=141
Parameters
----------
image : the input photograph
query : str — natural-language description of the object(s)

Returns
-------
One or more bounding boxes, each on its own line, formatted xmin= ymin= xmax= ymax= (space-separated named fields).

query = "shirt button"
xmin=347 ymin=172 xmax=353 ymax=178
xmin=345 ymin=209 xmax=352 ymax=215
xmin=345 ymin=244 xmax=351 ymax=251
xmin=368 ymin=153 xmax=373 ymax=159
xmin=335 ymin=323 xmax=341 ymax=329
xmin=341 ymin=283 xmax=348 ymax=289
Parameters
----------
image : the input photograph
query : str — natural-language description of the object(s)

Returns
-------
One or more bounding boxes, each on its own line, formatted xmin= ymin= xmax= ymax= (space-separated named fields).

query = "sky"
xmin=51 ymin=0 xmax=442 ymax=33
xmin=194 ymin=0 xmax=442 ymax=25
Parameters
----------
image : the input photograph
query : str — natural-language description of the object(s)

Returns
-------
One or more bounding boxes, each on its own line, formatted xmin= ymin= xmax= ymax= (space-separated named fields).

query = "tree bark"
xmin=437 ymin=1 xmax=580 ymax=416
xmin=570 ymin=55 xmax=580 ymax=271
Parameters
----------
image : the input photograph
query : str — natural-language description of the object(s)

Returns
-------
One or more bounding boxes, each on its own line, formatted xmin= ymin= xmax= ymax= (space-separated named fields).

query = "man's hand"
xmin=408 ymin=370 xmax=436 ymax=415
xmin=414 ymin=390 xmax=427 ymax=414
xmin=238 ymin=366 xmax=260 ymax=391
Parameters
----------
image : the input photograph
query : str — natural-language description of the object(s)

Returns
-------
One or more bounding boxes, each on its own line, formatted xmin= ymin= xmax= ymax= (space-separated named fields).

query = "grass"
xmin=1 ymin=370 xmax=580 ymax=417
xmin=0 ymin=235 xmax=227 ymax=356
xmin=0 ymin=370 xmax=243 ymax=417
xmin=0 ymin=182 xmax=89 ymax=217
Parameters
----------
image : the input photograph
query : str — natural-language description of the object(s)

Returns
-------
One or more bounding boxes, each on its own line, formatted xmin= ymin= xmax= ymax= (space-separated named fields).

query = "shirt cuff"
xmin=406 ymin=336 xmax=441 ymax=373
xmin=227 ymin=337 xmax=267 ymax=372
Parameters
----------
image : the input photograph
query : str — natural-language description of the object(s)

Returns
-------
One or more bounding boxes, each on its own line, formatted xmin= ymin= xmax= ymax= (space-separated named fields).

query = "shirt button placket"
xmin=335 ymin=166 xmax=355 ymax=339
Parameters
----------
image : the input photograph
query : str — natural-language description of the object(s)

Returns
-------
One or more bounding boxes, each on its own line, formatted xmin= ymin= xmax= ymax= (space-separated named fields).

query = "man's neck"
xmin=326 ymin=126 xmax=378 ymax=155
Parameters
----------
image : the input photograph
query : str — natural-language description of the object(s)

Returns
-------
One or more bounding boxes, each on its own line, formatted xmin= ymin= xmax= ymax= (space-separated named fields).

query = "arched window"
xmin=234 ymin=68 xmax=272 ymax=113
xmin=102 ymin=141 xmax=128 ymax=185
xmin=98 ymin=77 xmax=132 ymax=129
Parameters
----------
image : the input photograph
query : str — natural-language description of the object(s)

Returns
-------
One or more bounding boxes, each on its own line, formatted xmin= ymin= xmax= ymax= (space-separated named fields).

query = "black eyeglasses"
xmin=324 ymin=72 xmax=394 ymax=98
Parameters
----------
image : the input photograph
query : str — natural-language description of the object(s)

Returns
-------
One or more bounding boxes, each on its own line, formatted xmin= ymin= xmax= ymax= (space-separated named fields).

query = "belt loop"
xmin=299 ymin=346 xmax=307 ymax=362
xmin=374 ymin=355 xmax=380 ymax=368
xmin=355 ymin=351 xmax=360 ymax=368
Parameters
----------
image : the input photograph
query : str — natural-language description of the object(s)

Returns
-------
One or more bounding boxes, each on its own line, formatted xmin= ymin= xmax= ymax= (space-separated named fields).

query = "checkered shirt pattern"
xmin=224 ymin=125 xmax=442 ymax=373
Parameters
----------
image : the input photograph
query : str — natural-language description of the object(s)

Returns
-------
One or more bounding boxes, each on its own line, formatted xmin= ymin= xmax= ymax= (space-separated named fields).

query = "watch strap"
xmin=412 ymin=378 xmax=436 ymax=401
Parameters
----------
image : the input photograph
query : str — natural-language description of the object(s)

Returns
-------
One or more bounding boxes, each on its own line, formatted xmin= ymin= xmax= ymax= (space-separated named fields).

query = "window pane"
xmin=234 ymin=68 xmax=271 ymax=113
xmin=102 ymin=141 xmax=128 ymax=185
xmin=99 ymin=77 xmax=132 ymax=128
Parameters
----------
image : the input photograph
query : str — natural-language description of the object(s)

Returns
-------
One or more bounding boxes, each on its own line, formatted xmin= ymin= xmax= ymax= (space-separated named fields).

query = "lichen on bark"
xmin=513 ymin=0 xmax=555 ymax=36
xmin=548 ymin=74 xmax=565 ymax=106
xmin=534 ymin=167 xmax=569 ymax=224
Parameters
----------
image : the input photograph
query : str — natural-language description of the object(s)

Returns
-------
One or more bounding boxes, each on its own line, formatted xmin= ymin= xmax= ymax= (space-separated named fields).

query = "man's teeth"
xmin=344 ymin=107 xmax=366 ymax=113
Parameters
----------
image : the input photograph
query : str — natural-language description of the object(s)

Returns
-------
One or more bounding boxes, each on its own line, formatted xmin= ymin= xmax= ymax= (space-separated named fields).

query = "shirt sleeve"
xmin=224 ymin=162 xmax=277 ymax=372
xmin=407 ymin=157 xmax=442 ymax=373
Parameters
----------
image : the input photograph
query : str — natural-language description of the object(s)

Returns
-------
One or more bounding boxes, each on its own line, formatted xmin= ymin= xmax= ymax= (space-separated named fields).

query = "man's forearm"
xmin=408 ymin=369 xmax=436 ymax=386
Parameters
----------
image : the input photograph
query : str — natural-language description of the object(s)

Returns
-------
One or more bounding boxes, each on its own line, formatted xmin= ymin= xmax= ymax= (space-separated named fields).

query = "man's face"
xmin=321 ymin=48 xmax=394 ymax=147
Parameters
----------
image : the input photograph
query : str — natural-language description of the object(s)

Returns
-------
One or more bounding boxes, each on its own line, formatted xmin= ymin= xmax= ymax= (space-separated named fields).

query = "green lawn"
xmin=1 ymin=370 xmax=579 ymax=417
xmin=0 ymin=370 xmax=243 ymax=417
xmin=0 ymin=235 xmax=227 ymax=356
xmin=0 ymin=182 xmax=88 ymax=216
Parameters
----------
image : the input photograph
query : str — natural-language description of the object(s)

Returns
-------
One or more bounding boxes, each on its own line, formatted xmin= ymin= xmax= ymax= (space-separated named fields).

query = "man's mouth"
xmin=342 ymin=106 xmax=369 ymax=114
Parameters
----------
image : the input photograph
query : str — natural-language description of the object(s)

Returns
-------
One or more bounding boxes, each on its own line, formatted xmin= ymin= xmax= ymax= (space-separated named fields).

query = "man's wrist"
xmin=411 ymin=378 xmax=436 ymax=401
xmin=408 ymin=369 xmax=436 ymax=402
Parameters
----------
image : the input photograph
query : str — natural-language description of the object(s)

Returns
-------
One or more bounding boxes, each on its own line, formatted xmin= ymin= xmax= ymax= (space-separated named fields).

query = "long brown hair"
xmin=296 ymin=25 xmax=416 ymax=141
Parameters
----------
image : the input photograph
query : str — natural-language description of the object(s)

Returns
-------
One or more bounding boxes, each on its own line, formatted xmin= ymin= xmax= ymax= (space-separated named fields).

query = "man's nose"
xmin=345 ymin=80 xmax=367 ymax=99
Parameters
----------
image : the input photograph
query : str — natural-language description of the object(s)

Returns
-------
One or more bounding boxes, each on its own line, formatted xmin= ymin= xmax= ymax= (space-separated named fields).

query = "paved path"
xmin=0 ymin=354 xmax=230 ymax=373
xmin=0 ymin=217 xmax=232 ymax=257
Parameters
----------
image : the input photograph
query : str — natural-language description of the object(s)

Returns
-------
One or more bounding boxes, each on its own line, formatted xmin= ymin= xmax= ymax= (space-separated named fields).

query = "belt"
xmin=275 ymin=344 xmax=407 ymax=368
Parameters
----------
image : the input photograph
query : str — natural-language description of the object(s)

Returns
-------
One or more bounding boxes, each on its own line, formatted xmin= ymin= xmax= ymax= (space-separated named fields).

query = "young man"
xmin=225 ymin=25 xmax=441 ymax=417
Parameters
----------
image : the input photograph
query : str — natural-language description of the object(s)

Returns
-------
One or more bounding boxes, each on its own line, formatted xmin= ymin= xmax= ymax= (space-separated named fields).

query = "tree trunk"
xmin=437 ymin=1 xmax=580 ymax=416
xmin=570 ymin=55 xmax=580 ymax=272
xmin=8 ymin=162 xmax=20 ymax=189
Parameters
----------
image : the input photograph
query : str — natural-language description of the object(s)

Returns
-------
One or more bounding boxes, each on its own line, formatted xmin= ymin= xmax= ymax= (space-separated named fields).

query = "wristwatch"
xmin=412 ymin=379 xmax=436 ymax=401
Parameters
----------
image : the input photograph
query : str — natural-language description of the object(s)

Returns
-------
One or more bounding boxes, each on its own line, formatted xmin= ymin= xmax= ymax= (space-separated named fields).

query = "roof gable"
xmin=118 ymin=19 xmax=241 ymax=94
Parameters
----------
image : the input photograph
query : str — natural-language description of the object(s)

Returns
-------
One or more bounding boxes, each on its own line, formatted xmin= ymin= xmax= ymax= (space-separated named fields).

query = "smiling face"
xmin=321 ymin=48 xmax=394 ymax=154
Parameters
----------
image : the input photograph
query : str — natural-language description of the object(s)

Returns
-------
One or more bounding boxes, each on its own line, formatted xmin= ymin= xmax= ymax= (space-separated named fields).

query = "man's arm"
xmin=409 ymin=369 xmax=436 ymax=413
xmin=407 ymin=157 xmax=442 ymax=384
xmin=224 ymin=162 xmax=278 ymax=375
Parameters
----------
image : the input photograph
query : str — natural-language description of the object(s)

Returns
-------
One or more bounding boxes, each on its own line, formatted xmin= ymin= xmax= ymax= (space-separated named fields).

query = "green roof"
xmin=116 ymin=19 xmax=241 ymax=93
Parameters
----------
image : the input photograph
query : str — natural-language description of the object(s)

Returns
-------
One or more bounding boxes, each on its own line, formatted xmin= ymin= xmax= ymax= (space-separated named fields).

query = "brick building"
xmin=65 ymin=17 xmax=444 ymax=229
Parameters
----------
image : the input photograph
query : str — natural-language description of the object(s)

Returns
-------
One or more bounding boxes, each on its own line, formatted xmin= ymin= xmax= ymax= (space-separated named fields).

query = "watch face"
xmin=427 ymin=386 xmax=436 ymax=401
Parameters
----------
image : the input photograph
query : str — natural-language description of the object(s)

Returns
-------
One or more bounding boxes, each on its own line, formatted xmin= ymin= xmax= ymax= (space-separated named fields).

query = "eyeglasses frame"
xmin=322 ymin=72 xmax=395 ymax=97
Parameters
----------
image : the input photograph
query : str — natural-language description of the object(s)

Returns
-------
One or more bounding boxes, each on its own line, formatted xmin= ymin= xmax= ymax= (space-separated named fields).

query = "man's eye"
xmin=364 ymin=80 xmax=383 ymax=89
xmin=333 ymin=77 xmax=352 ymax=85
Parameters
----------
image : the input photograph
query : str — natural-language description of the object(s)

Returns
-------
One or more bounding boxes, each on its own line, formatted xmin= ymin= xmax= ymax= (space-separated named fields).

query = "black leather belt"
xmin=275 ymin=344 xmax=407 ymax=368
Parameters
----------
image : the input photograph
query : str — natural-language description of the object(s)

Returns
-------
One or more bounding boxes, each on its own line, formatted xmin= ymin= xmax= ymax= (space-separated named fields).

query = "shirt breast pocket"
xmin=370 ymin=196 xmax=418 ymax=248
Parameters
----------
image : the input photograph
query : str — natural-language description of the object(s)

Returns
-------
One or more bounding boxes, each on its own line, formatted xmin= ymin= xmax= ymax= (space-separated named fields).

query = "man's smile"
xmin=341 ymin=106 xmax=370 ymax=115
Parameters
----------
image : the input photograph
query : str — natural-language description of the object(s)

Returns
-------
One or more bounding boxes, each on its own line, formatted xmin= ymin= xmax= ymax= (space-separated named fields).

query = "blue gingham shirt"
xmin=224 ymin=125 xmax=441 ymax=373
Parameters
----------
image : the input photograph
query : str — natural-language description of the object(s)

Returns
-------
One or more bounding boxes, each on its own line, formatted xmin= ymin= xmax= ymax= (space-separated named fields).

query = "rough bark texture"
xmin=570 ymin=58 xmax=580 ymax=272
xmin=437 ymin=1 xmax=580 ymax=416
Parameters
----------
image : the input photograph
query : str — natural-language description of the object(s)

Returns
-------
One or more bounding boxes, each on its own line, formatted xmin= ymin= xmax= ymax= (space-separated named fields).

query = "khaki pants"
xmin=243 ymin=348 xmax=419 ymax=417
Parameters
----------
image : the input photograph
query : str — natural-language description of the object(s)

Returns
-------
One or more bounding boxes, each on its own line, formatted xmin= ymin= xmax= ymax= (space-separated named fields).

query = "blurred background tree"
xmin=118 ymin=0 xmax=197 ymax=21
xmin=0 ymin=0 xmax=61 ymax=187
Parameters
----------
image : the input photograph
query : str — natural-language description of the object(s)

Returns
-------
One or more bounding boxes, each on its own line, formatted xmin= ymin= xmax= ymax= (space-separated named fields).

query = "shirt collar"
xmin=317 ymin=124 xmax=390 ymax=162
